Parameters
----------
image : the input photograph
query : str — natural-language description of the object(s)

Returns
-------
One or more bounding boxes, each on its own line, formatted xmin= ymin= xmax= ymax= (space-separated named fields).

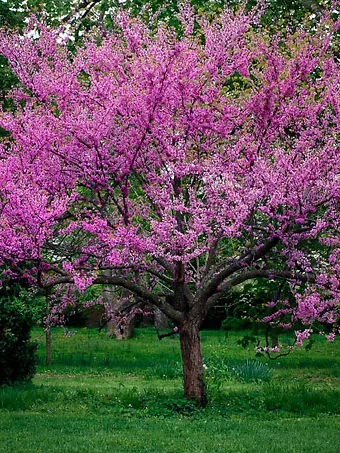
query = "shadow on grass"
xmin=1 ymin=379 xmax=339 ymax=418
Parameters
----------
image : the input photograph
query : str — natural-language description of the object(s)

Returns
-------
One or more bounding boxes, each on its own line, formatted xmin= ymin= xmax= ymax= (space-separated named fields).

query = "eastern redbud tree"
xmin=0 ymin=4 xmax=339 ymax=405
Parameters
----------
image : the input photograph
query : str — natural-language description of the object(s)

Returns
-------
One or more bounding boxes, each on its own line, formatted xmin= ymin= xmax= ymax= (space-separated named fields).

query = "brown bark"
xmin=179 ymin=319 xmax=207 ymax=407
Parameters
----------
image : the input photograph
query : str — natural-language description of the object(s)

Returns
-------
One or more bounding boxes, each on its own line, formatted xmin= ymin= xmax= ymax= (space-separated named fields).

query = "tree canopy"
xmin=0 ymin=2 xmax=339 ymax=404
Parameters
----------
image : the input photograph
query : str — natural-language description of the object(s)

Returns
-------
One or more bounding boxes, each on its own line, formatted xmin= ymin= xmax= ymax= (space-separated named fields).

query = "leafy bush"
xmin=223 ymin=280 xmax=288 ymax=332
xmin=0 ymin=295 xmax=38 ymax=385
xmin=222 ymin=316 xmax=251 ymax=331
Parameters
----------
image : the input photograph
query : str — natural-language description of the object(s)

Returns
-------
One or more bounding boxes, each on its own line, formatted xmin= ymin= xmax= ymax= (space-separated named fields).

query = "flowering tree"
xmin=0 ymin=4 xmax=339 ymax=405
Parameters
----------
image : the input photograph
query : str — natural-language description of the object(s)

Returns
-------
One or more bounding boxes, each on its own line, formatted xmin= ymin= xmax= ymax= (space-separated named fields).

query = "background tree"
xmin=0 ymin=3 xmax=339 ymax=405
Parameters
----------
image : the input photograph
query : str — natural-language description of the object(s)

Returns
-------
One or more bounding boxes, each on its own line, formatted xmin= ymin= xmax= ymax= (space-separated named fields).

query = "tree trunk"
xmin=179 ymin=319 xmax=207 ymax=407
xmin=106 ymin=290 xmax=136 ymax=339
xmin=46 ymin=329 xmax=52 ymax=365
xmin=154 ymin=308 xmax=170 ymax=330
xmin=107 ymin=303 xmax=136 ymax=340
xmin=271 ymin=333 xmax=279 ymax=348
xmin=103 ymin=272 xmax=136 ymax=339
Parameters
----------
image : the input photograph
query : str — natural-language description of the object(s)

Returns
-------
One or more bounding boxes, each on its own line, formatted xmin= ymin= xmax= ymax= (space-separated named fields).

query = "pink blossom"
xmin=0 ymin=5 xmax=338 ymax=342
xmin=326 ymin=333 xmax=336 ymax=342
xmin=295 ymin=329 xmax=313 ymax=346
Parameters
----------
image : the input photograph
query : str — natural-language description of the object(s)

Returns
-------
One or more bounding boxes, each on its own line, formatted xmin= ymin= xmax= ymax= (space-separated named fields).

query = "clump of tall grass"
xmin=263 ymin=382 xmax=340 ymax=415
xmin=0 ymin=384 xmax=58 ymax=411
xmin=206 ymin=358 xmax=271 ymax=389
xmin=229 ymin=360 xmax=271 ymax=382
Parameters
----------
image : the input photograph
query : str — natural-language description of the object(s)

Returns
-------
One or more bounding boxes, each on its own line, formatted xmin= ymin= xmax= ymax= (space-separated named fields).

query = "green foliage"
xmin=236 ymin=333 xmax=259 ymax=348
xmin=0 ymin=0 xmax=331 ymax=38
xmin=223 ymin=280 xmax=295 ymax=352
xmin=223 ymin=316 xmax=251 ymax=331
xmin=0 ymin=1 xmax=25 ymax=28
xmin=0 ymin=295 xmax=38 ymax=385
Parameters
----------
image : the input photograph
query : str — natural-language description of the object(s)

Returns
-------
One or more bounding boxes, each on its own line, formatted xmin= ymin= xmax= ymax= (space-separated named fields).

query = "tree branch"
xmin=43 ymin=274 xmax=184 ymax=323
xmin=198 ymin=236 xmax=280 ymax=302
xmin=202 ymin=239 xmax=219 ymax=282
xmin=204 ymin=268 xmax=316 ymax=312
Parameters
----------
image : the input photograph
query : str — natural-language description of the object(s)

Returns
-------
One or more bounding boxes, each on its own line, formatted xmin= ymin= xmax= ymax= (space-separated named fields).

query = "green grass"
xmin=1 ymin=413 xmax=339 ymax=453
xmin=0 ymin=327 xmax=339 ymax=452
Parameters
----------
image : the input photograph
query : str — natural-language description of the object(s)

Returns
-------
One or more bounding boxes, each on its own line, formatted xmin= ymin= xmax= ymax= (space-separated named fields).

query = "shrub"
xmin=0 ymin=295 xmax=38 ymax=385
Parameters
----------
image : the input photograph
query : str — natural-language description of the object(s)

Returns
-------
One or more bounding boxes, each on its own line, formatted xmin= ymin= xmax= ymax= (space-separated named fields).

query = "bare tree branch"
xmin=202 ymin=239 xmax=219 ymax=282
xmin=204 ymin=268 xmax=316 ymax=312
xmin=43 ymin=274 xmax=184 ymax=323
xmin=198 ymin=236 xmax=280 ymax=302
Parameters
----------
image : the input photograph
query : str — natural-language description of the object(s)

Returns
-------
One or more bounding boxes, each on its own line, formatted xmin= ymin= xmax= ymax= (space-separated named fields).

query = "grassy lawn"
xmin=0 ymin=328 xmax=339 ymax=452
